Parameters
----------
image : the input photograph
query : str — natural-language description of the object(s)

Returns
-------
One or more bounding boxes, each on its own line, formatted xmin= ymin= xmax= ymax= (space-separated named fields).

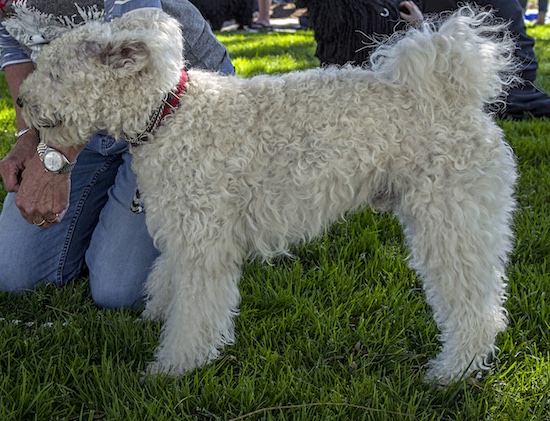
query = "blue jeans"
xmin=0 ymin=57 xmax=235 ymax=308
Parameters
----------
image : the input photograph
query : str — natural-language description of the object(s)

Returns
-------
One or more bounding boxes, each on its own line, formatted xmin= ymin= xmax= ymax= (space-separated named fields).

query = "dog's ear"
xmin=98 ymin=38 xmax=151 ymax=74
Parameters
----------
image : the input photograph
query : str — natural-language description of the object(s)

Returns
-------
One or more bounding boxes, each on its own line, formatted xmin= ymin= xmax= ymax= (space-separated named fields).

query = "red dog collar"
xmin=128 ymin=69 xmax=188 ymax=145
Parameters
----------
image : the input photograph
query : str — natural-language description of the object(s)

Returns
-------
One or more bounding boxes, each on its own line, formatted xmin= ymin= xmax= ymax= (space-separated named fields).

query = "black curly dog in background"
xmin=190 ymin=0 xmax=254 ymax=30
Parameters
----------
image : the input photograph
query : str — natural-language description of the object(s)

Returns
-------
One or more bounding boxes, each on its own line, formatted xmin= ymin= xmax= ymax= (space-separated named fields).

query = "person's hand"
xmin=399 ymin=1 xmax=423 ymax=25
xmin=0 ymin=129 xmax=38 ymax=192
xmin=14 ymin=151 xmax=70 ymax=228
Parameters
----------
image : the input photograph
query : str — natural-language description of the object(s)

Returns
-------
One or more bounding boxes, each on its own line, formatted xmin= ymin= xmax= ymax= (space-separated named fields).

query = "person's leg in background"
xmin=536 ymin=0 xmax=547 ymax=25
xmin=252 ymin=0 xmax=273 ymax=30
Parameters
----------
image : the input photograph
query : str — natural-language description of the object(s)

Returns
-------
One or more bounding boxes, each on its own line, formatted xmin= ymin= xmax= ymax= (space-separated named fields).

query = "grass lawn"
xmin=0 ymin=24 xmax=549 ymax=421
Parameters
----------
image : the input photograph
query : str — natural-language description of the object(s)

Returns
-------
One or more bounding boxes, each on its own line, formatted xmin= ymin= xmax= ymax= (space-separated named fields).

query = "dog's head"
xmin=18 ymin=9 xmax=184 ymax=147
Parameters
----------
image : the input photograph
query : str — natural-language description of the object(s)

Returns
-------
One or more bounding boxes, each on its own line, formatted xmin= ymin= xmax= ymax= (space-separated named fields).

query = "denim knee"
xmin=0 ymin=200 xmax=82 ymax=292
xmin=89 ymin=271 xmax=145 ymax=309
xmin=0 ymin=258 xmax=43 ymax=293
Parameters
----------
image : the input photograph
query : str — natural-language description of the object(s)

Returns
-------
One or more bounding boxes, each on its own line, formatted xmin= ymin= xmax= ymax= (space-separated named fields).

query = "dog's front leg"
xmin=146 ymin=243 xmax=245 ymax=376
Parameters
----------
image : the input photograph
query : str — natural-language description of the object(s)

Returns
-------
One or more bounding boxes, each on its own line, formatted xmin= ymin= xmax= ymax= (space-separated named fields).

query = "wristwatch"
xmin=36 ymin=142 xmax=76 ymax=174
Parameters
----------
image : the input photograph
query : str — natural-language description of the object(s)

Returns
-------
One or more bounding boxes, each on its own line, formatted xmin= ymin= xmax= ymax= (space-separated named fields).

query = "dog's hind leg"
xmin=146 ymin=235 xmax=245 ymax=376
xmin=394 ymin=143 xmax=516 ymax=385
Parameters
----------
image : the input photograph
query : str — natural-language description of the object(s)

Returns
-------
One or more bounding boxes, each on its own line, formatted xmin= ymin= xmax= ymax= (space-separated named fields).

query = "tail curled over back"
xmin=370 ymin=6 xmax=518 ymax=112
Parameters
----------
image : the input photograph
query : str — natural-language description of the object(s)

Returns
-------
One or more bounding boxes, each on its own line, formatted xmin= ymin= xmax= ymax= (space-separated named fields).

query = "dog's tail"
xmin=370 ymin=5 xmax=518 ymax=114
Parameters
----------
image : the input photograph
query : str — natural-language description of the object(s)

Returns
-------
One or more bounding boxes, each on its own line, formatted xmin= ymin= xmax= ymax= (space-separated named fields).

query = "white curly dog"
xmin=18 ymin=7 xmax=517 ymax=384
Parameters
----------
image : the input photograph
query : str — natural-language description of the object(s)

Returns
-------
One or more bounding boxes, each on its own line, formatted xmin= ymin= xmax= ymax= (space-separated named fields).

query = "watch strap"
xmin=56 ymin=161 xmax=76 ymax=174
xmin=36 ymin=141 xmax=76 ymax=174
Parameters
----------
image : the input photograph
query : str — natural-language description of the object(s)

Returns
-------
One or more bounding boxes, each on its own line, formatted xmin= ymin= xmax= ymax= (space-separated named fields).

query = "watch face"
xmin=43 ymin=150 xmax=64 ymax=172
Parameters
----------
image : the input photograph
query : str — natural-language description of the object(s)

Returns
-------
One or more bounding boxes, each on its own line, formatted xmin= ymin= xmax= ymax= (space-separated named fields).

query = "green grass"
xmin=0 ymin=27 xmax=550 ymax=420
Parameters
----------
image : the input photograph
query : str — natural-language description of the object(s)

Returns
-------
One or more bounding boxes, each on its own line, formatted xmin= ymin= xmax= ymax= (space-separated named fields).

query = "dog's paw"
xmin=424 ymin=367 xmax=455 ymax=387
xmin=424 ymin=358 xmax=478 ymax=387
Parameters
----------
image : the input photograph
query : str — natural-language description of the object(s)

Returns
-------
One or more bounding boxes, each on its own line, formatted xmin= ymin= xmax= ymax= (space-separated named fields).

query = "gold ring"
xmin=34 ymin=219 xmax=46 ymax=227
xmin=46 ymin=214 xmax=58 ymax=224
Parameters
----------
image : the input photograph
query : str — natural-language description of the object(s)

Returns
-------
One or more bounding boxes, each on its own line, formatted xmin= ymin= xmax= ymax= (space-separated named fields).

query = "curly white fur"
xmin=19 ymin=6 xmax=517 ymax=385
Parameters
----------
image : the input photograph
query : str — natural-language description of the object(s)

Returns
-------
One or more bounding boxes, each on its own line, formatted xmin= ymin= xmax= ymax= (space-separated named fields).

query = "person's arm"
xmin=0 ymin=27 xmax=79 ymax=226
xmin=0 ymin=25 xmax=38 ymax=193
xmin=0 ymin=26 xmax=33 ymax=132
xmin=0 ymin=62 xmax=39 ymax=192
xmin=5 ymin=61 xmax=34 ymax=134
xmin=0 ymin=60 xmax=79 ymax=226
xmin=105 ymin=0 xmax=162 ymax=21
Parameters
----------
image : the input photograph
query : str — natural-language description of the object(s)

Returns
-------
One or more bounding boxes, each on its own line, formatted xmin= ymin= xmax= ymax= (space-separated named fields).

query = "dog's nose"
xmin=16 ymin=96 xmax=24 ymax=108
